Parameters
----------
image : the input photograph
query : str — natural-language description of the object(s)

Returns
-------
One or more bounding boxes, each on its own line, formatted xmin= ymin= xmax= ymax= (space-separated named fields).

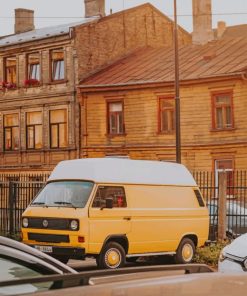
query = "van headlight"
xmin=219 ymin=250 xmax=226 ymax=262
xmin=70 ymin=220 xmax=79 ymax=231
xmin=22 ymin=218 xmax=29 ymax=228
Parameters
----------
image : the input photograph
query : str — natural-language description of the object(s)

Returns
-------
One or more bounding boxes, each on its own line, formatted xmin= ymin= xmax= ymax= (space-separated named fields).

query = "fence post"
xmin=8 ymin=181 xmax=14 ymax=237
xmin=218 ymin=171 xmax=227 ymax=241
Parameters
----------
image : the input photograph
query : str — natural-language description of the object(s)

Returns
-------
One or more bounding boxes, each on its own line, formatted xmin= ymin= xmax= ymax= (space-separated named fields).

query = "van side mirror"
xmin=100 ymin=197 xmax=113 ymax=210
xmin=105 ymin=198 xmax=113 ymax=209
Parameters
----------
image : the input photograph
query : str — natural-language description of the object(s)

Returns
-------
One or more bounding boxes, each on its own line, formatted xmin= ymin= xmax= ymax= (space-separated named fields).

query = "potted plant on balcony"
xmin=24 ymin=79 xmax=40 ymax=87
xmin=0 ymin=81 xmax=17 ymax=91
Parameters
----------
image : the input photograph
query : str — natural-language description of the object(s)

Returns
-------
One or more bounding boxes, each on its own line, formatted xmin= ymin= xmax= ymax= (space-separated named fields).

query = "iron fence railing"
xmin=0 ymin=173 xmax=49 ymax=237
xmin=193 ymin=171 xmax=247 ymax=241
xmin=1 ymin=171 xmax=247 ymax=240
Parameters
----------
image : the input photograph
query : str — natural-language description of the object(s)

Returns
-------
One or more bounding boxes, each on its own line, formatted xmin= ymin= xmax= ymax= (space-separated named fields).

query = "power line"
xmin=0 ymin=12 xmax=247 ymax=19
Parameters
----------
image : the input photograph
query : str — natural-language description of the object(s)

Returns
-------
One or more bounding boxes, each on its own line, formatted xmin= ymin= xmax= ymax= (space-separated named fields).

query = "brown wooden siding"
xmin=81 ymin=79 xmax=247 ymax=171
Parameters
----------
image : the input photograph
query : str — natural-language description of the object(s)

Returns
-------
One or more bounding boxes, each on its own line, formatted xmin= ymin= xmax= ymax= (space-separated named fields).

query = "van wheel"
xmin=97 ymin=242 xmax=126 ymax=269
xmin=175 ymin=238 xmax=195 ymax=264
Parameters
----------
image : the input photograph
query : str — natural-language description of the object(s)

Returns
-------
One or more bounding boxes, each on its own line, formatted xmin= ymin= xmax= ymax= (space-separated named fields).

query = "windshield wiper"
xmin=32 ymin=202 xmax=45 ymax=205
xmin=54 ymin=201 xmax=74 ymax=206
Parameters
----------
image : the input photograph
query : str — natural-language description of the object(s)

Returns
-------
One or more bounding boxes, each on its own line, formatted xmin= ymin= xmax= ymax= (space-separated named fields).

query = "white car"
xmin=0 ymin=236 xmax=77 ymax=295
xmin=219 ymin=233 xmax=247 ymax=273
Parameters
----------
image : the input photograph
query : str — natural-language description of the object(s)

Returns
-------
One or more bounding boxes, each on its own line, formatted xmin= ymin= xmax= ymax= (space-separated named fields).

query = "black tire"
xmin=97 ymin=242 xmax=126 ymax=269
xmin=53 ymin=255 xmax=70 ymax=264
xmin=174 ymin=238 xmax=195 ymax=264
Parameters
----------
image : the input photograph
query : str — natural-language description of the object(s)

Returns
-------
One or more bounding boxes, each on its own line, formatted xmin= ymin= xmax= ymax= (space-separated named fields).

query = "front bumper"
xmin=29 ymin=244 xmax=86 ymax=259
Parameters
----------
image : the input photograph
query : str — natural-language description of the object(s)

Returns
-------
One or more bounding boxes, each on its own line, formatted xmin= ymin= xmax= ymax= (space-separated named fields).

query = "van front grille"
xmin=28 ymin=233 xmax=70 ymax=243
xmin=27 ymin=218 xmax=72 ymax=230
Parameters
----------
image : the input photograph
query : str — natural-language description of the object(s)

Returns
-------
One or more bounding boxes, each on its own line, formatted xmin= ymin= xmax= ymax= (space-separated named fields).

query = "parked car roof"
xmin=1 ymin=264 xmax=213 ymax=296
xmin=48 ymin=158 xmax=197 ymax=186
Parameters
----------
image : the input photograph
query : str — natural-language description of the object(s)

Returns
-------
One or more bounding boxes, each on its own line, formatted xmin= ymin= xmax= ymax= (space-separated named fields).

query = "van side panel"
xmin=125 ymin=185 xmax=209 ymax=254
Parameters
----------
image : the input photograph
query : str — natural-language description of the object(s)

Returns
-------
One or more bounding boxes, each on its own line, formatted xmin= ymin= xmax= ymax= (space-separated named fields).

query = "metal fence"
xmin=193 ymin=171 xmax=247 ymax=241
xmin=1 ymin=171 xmax=247 ymax=241
xmin=0 ymin=174 xmax=49 ymax=238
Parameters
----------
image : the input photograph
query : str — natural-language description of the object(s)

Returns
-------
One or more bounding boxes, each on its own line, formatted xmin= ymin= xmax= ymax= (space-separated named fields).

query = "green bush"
xmin=193 ymin=241 xmax=230 ymax=267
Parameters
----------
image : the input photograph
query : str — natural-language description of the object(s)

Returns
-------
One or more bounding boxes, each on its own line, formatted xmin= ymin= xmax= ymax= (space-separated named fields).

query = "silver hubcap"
xmin=182 ymin=243 xmax=194 ymax=262
xmin=104 ymin=248 xmax=122 ymax=269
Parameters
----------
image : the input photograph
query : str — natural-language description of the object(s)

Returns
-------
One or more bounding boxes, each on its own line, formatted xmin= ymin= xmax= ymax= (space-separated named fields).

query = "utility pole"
xmin=174 ymin=0 xmax=181 ymax=163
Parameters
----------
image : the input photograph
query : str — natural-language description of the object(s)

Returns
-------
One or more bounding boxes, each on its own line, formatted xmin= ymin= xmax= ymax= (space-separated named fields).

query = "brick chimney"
xmin=192 ymin=0 xmax=214 ymax=45
xmin=84 ymin=0 xmax=105 ymax=18
xmin=15 ymin=8 xmax=35 ymax=34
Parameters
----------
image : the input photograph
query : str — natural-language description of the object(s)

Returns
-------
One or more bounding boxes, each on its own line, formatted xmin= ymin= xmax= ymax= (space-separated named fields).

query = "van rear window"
xmin=194 ymin=189 xmax=205 ymax=207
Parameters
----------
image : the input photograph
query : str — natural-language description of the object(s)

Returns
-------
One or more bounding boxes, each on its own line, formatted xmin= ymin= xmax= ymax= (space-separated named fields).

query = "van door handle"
xmin=123 ymin=216 xmax=131 ymax=221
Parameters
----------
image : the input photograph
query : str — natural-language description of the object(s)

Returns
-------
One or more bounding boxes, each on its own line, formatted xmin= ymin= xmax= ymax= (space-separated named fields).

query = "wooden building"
xmin=78 ymin=37 xmax=247 ymax=174
xmin=0 ymin=3 xmax=191 ymax=172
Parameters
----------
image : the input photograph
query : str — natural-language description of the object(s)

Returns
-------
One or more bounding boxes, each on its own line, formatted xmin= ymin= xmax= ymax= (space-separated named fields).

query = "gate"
xmin=0 ymin=174 xmax=48 ymax=238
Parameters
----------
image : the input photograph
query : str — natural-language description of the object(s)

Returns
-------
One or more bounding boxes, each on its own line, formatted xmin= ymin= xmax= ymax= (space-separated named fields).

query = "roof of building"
xmin=79 ymin=37 xmax=247 ymax=88
xmin=220 ymin=25 xmax=247 ymax=39
xmin=0 ymin=3 xmax=190 ymax=49
xmin=0 ymin=18 xmax=98 ymax=47
xmin=48 ymin=158 xmax=197 ymax=186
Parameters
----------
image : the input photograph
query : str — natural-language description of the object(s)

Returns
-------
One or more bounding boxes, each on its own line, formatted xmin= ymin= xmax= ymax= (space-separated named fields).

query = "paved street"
xmin=68 ymin=258 xmax=98 ymax=271
xmin=68 ymin=256 xmax=176 ymax=272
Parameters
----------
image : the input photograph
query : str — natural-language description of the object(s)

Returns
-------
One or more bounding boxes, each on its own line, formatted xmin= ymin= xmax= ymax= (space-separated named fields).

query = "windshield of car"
xmin=0 ymin=257 xmax=53 ymax=295
xmin=31 ymin=181 xmax=94 ymax=208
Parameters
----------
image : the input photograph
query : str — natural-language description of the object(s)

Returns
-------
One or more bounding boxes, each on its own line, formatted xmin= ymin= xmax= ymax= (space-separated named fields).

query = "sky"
xmin=0 ymin=0 xmax=246 ymax=36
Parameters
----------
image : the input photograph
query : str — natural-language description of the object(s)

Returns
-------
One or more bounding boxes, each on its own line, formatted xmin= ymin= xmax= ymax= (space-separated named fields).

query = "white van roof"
xmin=48 ymin=158 xmax=197 ymax=186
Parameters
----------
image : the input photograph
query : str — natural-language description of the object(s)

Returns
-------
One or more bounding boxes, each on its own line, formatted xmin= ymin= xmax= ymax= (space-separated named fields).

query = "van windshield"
xmin=31 ymin=181 xmax=94 ymax=208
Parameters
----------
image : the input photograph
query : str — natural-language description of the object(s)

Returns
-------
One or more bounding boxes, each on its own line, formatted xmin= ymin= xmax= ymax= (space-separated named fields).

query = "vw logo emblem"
xmin=43 ymin=220 xmax=48 ymax=228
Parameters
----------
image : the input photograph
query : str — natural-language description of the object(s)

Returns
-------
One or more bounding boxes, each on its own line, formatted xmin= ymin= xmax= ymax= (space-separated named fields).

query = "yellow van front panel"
xmin=22 ymin=206 xmax=89 ymax=252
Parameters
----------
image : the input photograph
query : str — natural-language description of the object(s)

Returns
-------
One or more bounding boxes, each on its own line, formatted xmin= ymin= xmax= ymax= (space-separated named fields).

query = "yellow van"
xmin=21 ymin=158 xmax=209 ymax=269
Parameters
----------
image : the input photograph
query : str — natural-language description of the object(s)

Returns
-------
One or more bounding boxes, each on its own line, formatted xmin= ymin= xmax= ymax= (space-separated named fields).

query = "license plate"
xmin=35 ymin=245 xmax=53 ymax=253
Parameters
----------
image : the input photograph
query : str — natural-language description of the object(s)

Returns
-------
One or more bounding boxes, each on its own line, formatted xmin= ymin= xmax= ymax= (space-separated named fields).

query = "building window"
xmin=26 ymin=112 xmax=42 ymax=149
xmin=92 ymin=186 xmax=127 ymax=208
xmin=212 ymin=93 xmax=233 ymax=130
xmin=51 ymin=49 xmax=65 ymax=81
xmin=27 ymin=53 xmax=40 ymax=81
xmin=50 ymin=109 xmax=67 ymax=148
xmin=159 ymin=97 xmax=175 ymax=133
xmin=4 ymin=114 xmax=19 ymax=151
xmin=107 ymin=101 xmax=124 ymax=135
xmin=5 ymin=57 xmax=17 ymax=84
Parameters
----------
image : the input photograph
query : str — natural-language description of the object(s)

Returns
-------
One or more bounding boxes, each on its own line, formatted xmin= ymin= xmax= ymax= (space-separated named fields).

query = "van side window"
xmin=194 ymin=189 xmax=205 ymax=207
xmin=92 ymin=186 xmax=127 ymax=208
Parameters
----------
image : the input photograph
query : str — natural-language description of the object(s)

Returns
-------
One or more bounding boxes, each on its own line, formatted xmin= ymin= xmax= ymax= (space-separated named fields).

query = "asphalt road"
xmin=68 ymin=256 xmax=175 ymax=272
xmin=68 ymin=258 xmax=98 ymax=271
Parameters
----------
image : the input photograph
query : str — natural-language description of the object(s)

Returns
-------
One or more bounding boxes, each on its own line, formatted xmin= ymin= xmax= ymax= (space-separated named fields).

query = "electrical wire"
xmin=0 ymin=12 xmax=247 ymax=19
